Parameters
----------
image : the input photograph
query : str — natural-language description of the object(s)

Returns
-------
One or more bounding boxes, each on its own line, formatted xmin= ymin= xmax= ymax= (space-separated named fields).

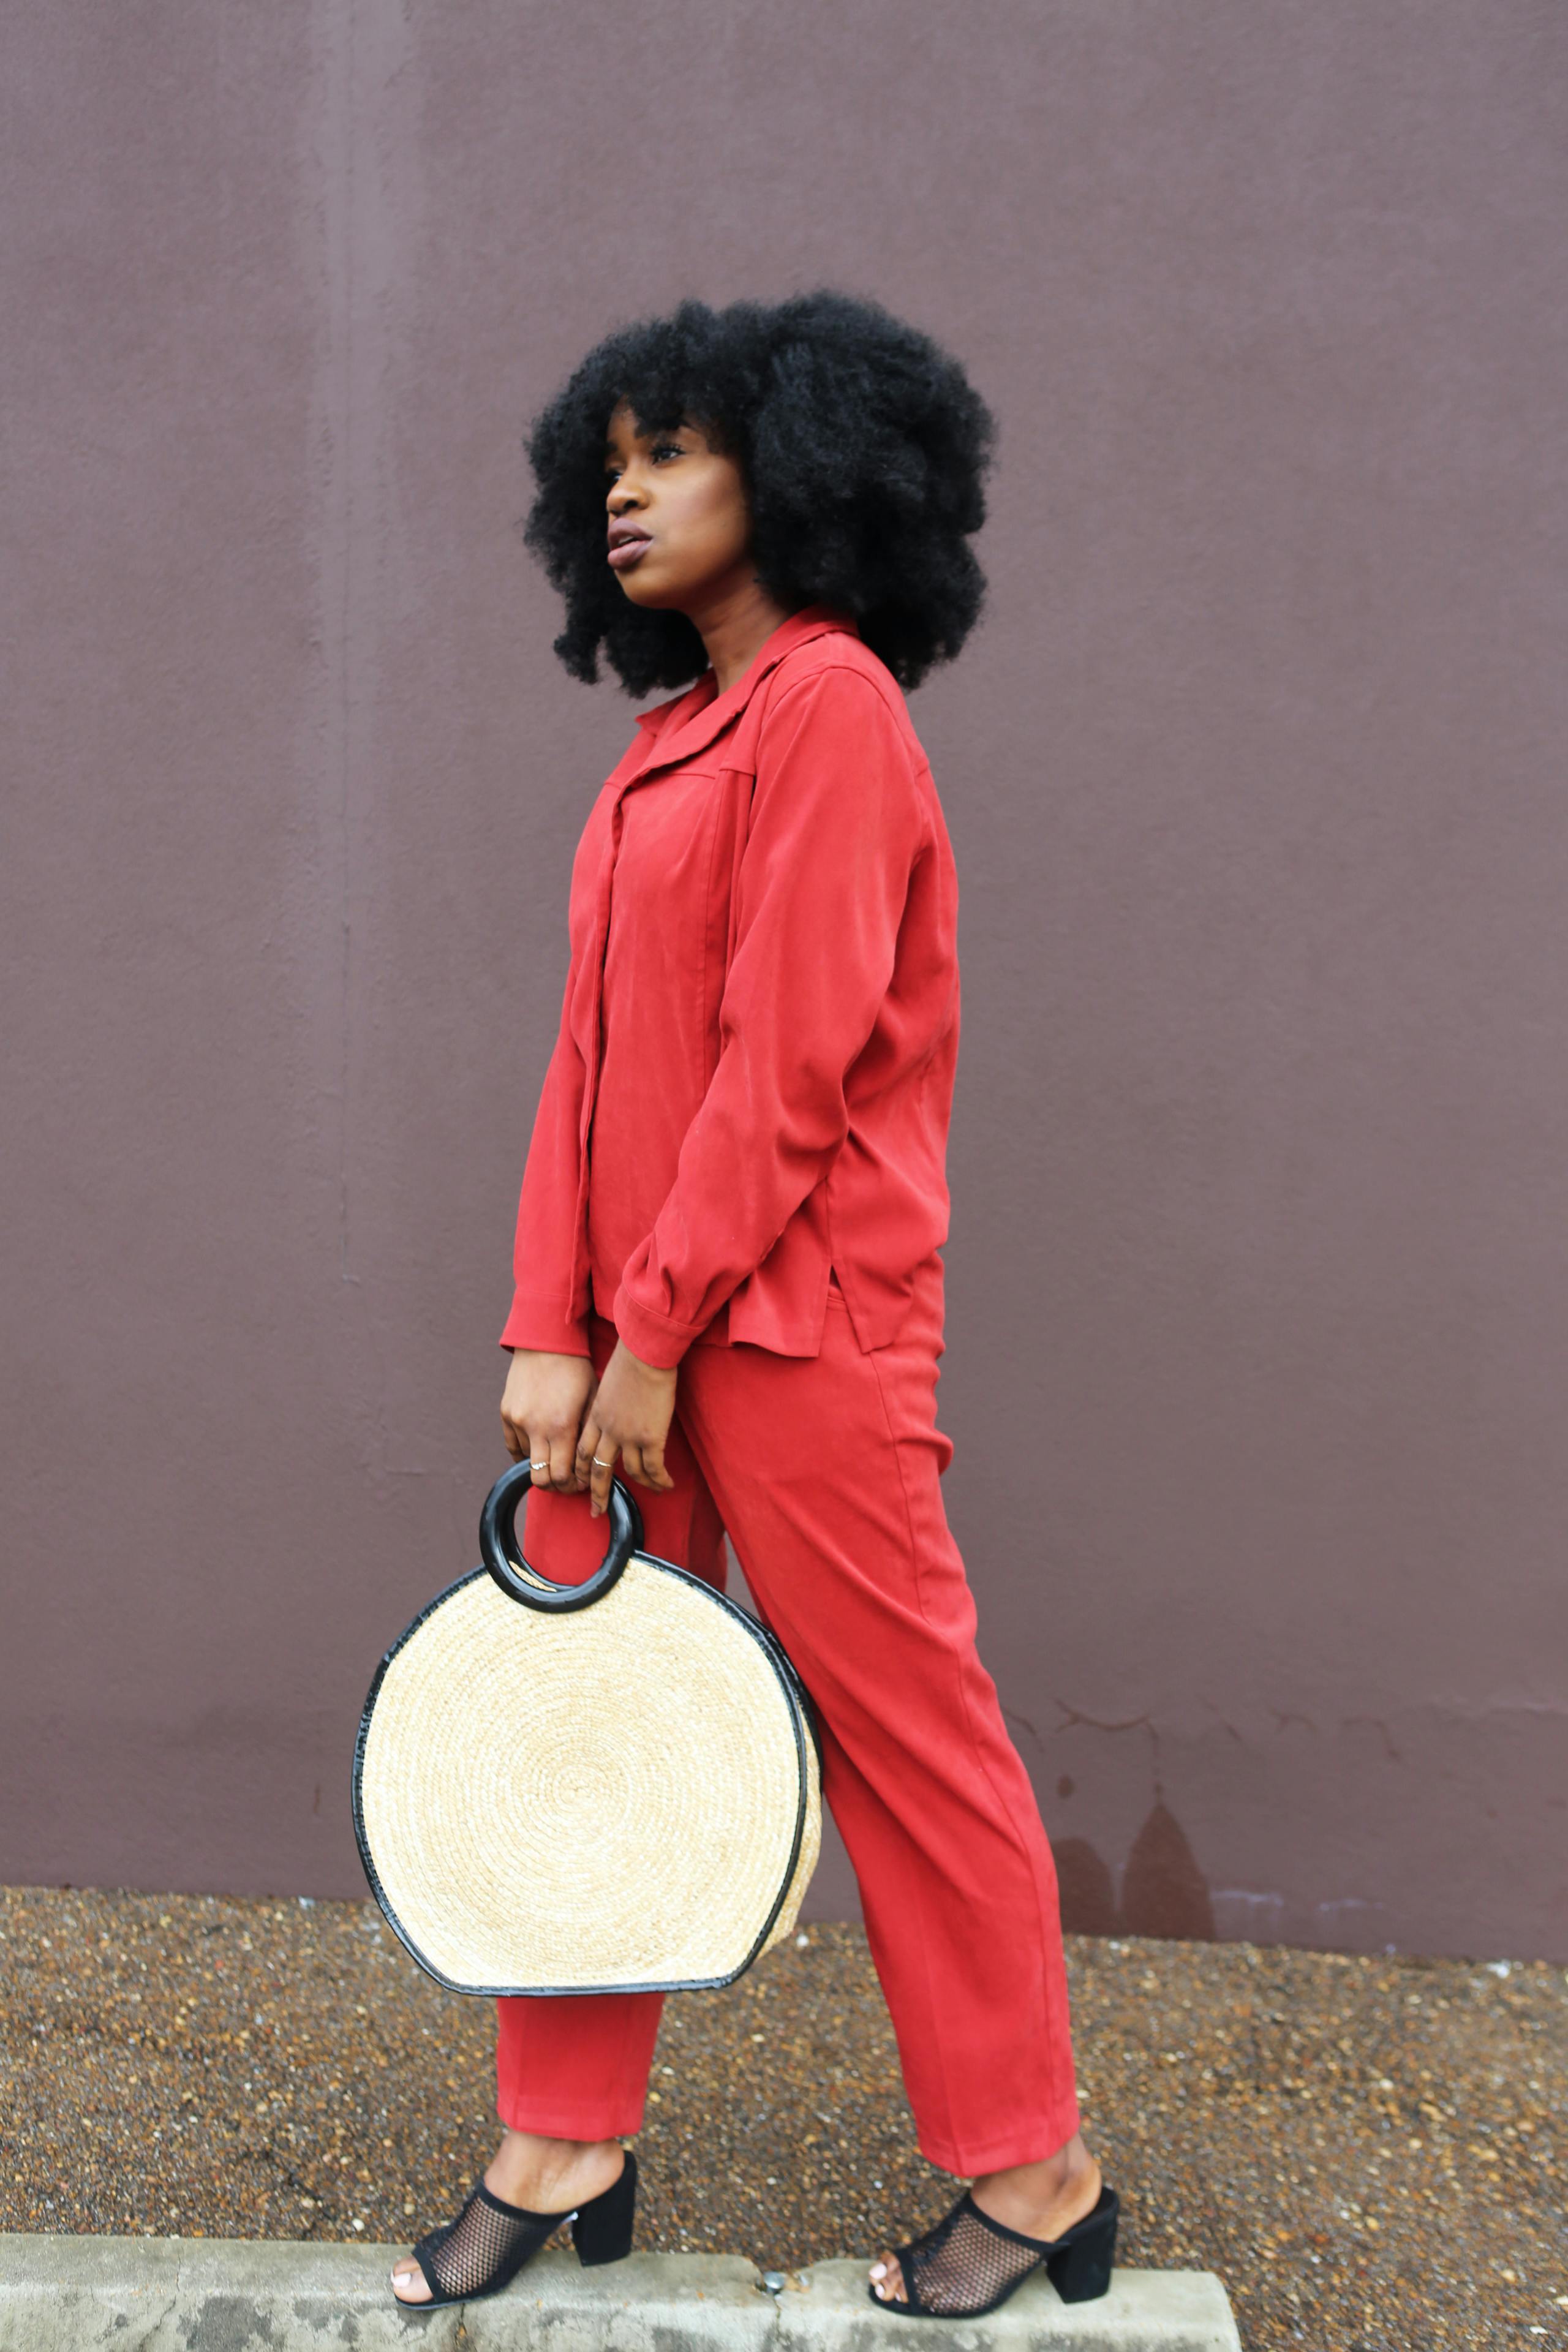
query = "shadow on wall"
xmin=1054 ymin=1799 xmax=1216 ymax=1942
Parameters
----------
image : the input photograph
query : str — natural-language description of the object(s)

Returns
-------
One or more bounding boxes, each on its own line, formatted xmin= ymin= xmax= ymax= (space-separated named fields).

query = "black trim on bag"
xmin=350 ymin=1545 xmax=820 ymax=2000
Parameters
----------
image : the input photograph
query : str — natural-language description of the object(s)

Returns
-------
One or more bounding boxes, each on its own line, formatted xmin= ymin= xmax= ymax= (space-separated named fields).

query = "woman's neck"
xmin=688 ymin=574 xmax=797 ymax=695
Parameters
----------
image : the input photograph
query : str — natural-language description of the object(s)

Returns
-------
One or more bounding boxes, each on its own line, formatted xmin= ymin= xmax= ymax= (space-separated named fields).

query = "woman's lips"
xmin=608 ymin=535 xmax=652 ymax=570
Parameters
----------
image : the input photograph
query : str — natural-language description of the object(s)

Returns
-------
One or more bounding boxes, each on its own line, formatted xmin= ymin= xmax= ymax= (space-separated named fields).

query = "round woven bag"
xmin=352 ymin=1463 xmax=822 ymax=1996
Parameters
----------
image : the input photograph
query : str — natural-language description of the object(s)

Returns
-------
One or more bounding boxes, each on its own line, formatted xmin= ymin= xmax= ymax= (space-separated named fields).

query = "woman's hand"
xmin=576 ymin=1340 xmax=679 ymax=1515
xmin=500 ymin=1349 xmax=598 ymax=1490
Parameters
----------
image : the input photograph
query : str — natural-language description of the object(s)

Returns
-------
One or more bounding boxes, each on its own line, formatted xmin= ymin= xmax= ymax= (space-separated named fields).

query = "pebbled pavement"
xmin=1 ymin=1885 xmax=1564 ymax=2347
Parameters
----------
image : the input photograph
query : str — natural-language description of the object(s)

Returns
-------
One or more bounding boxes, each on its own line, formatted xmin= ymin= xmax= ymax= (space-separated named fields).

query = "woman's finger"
xmin=590 ymin=1434 xmax=620 ymax=1516
xmin=576 ymin=1417 xmax=612 ymax=1515
xmin=545 ymin=1429 xmax=578 ymax=1492
xmin=527 ymin=1423 xmax=575 ymax=1492
xmin=501 ymin=1407 xmax=526 ymax=1464
xmin=639 ymin=1436 xmax=674 ymax=1492
xmin=616 ymin=1438 xmax=676 ymax=1493
xmin=573 ymin=1415 xmax=600 ymax=1488
xmin=570 ymin=1373 xmax=603 ymax=1491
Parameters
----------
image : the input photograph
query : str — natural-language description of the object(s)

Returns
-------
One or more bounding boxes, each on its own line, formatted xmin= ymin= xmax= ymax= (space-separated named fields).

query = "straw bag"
xmin=352 ymin=1462 xmax=822 ymax=1996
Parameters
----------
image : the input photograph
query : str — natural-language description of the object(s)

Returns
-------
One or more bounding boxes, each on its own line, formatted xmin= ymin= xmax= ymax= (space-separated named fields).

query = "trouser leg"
xmin=674 ymin=1255 xmax=1080 ymax=2176
xmin=492 ymin=1311 xmax=728 ymax=2139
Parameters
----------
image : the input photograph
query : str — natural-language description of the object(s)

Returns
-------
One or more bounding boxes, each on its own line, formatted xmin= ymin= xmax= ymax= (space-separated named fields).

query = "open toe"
xmin=390 ymin=2259 xmax=432 ymax=2305
xmin=869 ymin=2252 xmax=909 ymax=2305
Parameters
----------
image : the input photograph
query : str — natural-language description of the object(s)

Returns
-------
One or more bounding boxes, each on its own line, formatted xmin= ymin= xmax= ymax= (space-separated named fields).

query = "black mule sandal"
xmin=869 ymin=2179 xmax=1118 ymax=2318
xmin=392 ymin=2147 xmax=638 ymax=2309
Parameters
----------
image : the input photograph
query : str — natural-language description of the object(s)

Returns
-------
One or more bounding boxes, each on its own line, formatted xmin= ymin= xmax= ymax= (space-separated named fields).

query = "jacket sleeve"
xmin=497 ymin=976 xmax=592 ymax=1357
xmin=612 ymin=666 xmax=926 ymax=1367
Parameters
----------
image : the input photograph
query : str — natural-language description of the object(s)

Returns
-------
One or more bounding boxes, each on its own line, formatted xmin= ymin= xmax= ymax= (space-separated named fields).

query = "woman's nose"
xmin=607 ymin=478 xmax=646 ymax=515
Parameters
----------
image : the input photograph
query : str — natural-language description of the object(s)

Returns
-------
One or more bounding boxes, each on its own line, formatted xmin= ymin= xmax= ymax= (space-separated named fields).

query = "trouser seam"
xmin=864 ymin=1333 xmax=1071 ymax=2157
xmin=859 ymin=1337 xmax=970 ymax=2168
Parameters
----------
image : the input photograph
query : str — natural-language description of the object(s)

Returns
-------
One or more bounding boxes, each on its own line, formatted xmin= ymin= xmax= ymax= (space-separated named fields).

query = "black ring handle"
xmin=479 ymin=1462 xmax=646 ymax=1613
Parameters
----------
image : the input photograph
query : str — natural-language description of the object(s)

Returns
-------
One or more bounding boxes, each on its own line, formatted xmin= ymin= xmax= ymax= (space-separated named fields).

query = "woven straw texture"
xmin=358 ymin=1559 xmax=820 ymax=1992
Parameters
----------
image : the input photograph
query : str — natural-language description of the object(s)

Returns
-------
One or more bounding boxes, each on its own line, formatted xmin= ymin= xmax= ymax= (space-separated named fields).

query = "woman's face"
xmin=602 ymin=401 xmax=754 ymax=612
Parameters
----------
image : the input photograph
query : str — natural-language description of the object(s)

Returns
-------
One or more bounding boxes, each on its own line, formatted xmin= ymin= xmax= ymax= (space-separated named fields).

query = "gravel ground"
xmin=2 ymin=1885 xmax=1565 ymax=2347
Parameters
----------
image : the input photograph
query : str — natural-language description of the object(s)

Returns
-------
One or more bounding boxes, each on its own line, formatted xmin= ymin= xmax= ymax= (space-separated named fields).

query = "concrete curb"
xmin=0 ymin=2236 xmax=1240 ymax=2351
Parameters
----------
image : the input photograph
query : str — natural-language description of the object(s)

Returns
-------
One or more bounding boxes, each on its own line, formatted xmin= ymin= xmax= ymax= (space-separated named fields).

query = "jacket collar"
xmin=628 ymin=606 xmax=858 ymax=779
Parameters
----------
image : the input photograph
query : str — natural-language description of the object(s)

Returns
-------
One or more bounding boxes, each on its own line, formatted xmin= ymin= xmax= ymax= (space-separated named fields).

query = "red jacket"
xmin=500 ymin=606 xmax=960 ymax=1370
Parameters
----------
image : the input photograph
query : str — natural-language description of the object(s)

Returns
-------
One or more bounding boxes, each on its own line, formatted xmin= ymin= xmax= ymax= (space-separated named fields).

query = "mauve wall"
xmin=3 ymin=1 xmax=1565 ymax=1960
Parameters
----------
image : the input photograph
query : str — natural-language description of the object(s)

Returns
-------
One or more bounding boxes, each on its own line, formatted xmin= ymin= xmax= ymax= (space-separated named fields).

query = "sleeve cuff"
xmin=611 ymin=1282 xmax=706 ymax=1370
xmin=498 ymin=1291 xmax=592 ymax=1355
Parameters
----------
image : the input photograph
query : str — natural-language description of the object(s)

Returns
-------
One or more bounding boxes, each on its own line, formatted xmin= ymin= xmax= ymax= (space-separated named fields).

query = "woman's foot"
xmin=391 ymin=2130 xmax=625 ymax=2304
xmin=867 ymin=2133 xmax=1102 ymax=2306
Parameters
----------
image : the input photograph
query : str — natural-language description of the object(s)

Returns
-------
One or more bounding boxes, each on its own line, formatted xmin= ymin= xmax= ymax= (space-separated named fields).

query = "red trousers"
xmin=495 ymin=1253 xmax=1080 ymax=2177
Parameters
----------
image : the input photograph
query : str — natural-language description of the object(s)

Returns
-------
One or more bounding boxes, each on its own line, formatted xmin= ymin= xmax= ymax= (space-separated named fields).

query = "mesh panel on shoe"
xmin=418 ymin=2185 xmax=557 ymax=2299
xmin=900 ymin=2196 xmax=1045 ymax=2315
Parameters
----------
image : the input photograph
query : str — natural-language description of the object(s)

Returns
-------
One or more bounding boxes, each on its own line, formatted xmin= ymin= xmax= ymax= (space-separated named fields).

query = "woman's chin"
xmin=613 ymin=560 xmax=728 ymax=614
xmin=612 ymin=562 xmax=676 ymax=608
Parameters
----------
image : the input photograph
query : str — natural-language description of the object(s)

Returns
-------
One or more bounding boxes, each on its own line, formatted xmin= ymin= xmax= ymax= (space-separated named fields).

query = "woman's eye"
xmin=651 ymin=442 xmax=683 ymax=462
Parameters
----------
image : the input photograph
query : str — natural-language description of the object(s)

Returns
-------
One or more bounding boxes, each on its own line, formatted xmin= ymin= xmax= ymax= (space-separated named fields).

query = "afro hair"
xmin=522 ymin=290 xmax=995 ymax=696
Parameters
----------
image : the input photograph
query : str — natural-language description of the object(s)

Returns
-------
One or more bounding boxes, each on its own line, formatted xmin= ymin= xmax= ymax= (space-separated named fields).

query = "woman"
xmin=391 ymin=292 xmax=1117 ymax=2317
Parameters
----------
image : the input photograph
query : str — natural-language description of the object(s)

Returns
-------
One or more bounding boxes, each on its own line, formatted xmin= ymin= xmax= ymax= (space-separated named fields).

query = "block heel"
xmin=1044 ymin=2188 xmax=1118 ymax=2302
xmin=571 ymin=2148 xmax=638 ymax=2266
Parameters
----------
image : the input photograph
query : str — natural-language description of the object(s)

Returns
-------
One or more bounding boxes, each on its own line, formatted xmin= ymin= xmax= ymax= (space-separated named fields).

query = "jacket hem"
xmin=611 ymin=1284 xmax=707 ymax=1370
xmin=499 ymin=1293 xmax=593 ymax=1355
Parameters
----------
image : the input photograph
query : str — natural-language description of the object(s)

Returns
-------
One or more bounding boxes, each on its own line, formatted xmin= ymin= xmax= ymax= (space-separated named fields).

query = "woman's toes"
xmin=390 ymin=2260 xmax=431 ymax=2304
xmin=869 ymin=2252 xmax=907 ymax=2302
